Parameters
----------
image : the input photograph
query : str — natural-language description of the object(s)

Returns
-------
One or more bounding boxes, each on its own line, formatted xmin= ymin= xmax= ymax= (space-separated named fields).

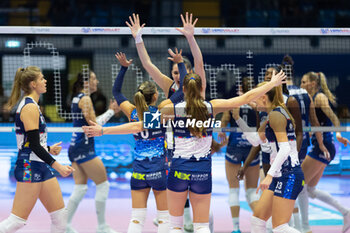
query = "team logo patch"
xmin=174 ymin=171 xmax=191 ymax=180
xmin=23 ymin=159 xmax=32 ymax=182
xmin=143 ymin=110 xmax=161 ymax=129
xmin=132 ymin=172 xmax=145 ymax=180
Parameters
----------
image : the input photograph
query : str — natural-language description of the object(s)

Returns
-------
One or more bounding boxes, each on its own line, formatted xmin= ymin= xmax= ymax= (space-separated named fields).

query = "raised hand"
xmin=270 ymin=70 xmax=287 ymax=87
xmin=115 ymin=52 xmax=133 ymax=67
xmin=83 ymin=120 xmax=103 ymax=137
xmin=125 ymin=13 xmax=145 ymax=39
xmin=50 ymin=142 xmax=62 ymax=155
xmin=176 ymin=12 xmax=198 ymax=38
xmin=167 ymin=48 xmax=183 ymax=63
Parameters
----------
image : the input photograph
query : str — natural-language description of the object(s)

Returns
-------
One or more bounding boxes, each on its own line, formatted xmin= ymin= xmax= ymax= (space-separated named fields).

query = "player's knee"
xmin=228 ymin=188 xmax=240 ymax=207
xmin=306 ymin=185 xmax=316 ymax=199
xmin=245 ymin=188 xmax=260 ymax=205
xmin=70 ymin=184 xmax=88 ymax=203
xmin=95 ymin=181 xmax=109 ymax=202
xmin=50 ymin=208 xmax=67 ymax=232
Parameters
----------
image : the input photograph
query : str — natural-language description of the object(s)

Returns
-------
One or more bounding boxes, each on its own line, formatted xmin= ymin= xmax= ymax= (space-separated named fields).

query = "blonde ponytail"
xmin=6 ymin=66 xmax=41 ymax=110
xmin=184 ymin=73 xmax=208 ymax=138
xmin=258 ymin=82 xmax=295 ymax=129
xmin=318 ymin=72 xmax=336 ymax=106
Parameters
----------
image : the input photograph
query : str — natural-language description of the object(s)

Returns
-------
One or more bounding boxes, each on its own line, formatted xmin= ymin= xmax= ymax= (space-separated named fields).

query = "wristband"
xmin=336 ymin=132 xmax=341 ymax=138
xmin=135 ymin=31 xmax=143 ymax=44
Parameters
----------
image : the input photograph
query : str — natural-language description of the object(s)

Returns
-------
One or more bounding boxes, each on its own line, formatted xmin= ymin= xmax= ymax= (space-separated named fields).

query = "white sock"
xmin=50 ymin=208 xmax=67 ymax=233
xmin=66 ymin=184 xmax=88 ymax=224
xmin=170 ymin=215 xmax=183 ymax=232
xmin=251 ymin=216 xmax=266 ymax=233
xmin=308 ymin=186 xmax=349 ymax=215
xmin=157 ymin=210 xmax=169 ymax=233
xmin=95 ymin=181 xmax=109 ymax=226
xmin=293 ymin=207 xmax=302 ymax=232
xmin=232 ymin=217 xmax=239 ymax=231
xmin=0 ymin=213 xmax=26 ymax=233
xmin=209 ymin=211 xmax=214 ymax=233
xmin=127 ymin=208 xmax=147 ymax=233
xmin=184 ymin=207 xmax=192 ymax=225
xmin=266 ymin=217 xmax=273 ymax=232
xmin=194 ymin=222 xmax=210 ymax=233
xmin=273 ymin=223 xmax=301 ymax=233
xmin=297 ymin=185 xmax=310 ymax=232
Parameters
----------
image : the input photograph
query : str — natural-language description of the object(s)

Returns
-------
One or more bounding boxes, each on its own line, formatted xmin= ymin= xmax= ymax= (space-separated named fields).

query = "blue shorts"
xmin=308 ymin=140 xmax=336 ymax=165
xmin=298 ymin=147 xmax=308 ymax=163
xmin=268 ymin=166 xmax=304 ymax=200
xmin=130 ymin=169 xmax=167 ymax=191
xmin=225 ymin=147 xmax=259 ymax=166
xmin=14 ymin=159 xmax=55 ymax=183
xmin=68 ymin=144 xmax=97 ymax=164
xmin=262 ymin=152 xmax=270 ymax=164
xmin=167 ymin=169 xmax=212 ymax=194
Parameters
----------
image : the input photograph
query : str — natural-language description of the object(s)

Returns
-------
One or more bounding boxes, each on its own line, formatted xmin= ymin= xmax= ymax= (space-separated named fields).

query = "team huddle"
xmin=0 ymin=12 xmax=349 ymax=233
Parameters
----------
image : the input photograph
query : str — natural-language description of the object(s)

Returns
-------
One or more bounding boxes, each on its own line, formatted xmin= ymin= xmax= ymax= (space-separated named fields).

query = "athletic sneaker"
xmin=97 ymin=224 xmax=120 ymax=233
xmin=153 ymin=217 xmax=159 ymax=226
xmin=343 ymin=211 xmax=350 ymax=233
xmin=66 ymin=225 xmax=78 ymax=233
xmin=231 ymin=230 xmax=241 ymax=233
xmin=184 ymin=222 xmax=194 ymax=232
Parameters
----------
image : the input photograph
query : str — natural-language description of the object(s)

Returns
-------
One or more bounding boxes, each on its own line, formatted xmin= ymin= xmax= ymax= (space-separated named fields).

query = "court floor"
xmin=0 ymin=157 xmax=349 ymax=232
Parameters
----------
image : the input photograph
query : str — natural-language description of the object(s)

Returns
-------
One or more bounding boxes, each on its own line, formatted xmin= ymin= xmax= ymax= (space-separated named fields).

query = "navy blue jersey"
xmin=167 ymin=82 xmax=178 ymax=98
xmin=228 ymin=104 xmax=257 ymax=148
xmin=15 ymin=97 xmax=48 ymax=162
xmin=288 ymin=85 xmax=311 ymax=149
xmin=312 ymin=91 xmax=333 ymax=141
xmin=171 ymin=101 xmax=213 ymax=172
xmin=130 ymin=105 xmax=166 ymax=172
xmin=265 ymin=107 xmax=300 ymax=177
xmin=70 ymin=93 xmax=94 ymax=148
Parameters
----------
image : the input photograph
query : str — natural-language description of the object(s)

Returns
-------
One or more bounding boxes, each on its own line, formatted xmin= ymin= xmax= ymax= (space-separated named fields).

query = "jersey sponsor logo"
xmin=174 ymin=171 xmax=191 ymax=180
xmin=132 ymin=172 xmax=145 ymax=180
xmin=145 ymin=171 xmax=162 ymax=180
xmin=33 ymin=173 xmax=41 ymax=181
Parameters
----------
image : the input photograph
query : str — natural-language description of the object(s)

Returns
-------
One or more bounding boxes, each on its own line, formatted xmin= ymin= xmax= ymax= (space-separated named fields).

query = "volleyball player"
xmin=300 ymin=71 xmax=350 ymax=233
xmin=66 ymin=70 xmax=119 ymax=233
xmin=235 ymin=81 xmax=304 ymax=233
xmin=0 ymin=66 xmax=73 ymax=233
xmin=112 ymin=51 xmax=169 ymax=233
xmin=218 ymin=77 xmax=260 ymax=233
xmin=126 ymin=12 xmax=206 ymax=231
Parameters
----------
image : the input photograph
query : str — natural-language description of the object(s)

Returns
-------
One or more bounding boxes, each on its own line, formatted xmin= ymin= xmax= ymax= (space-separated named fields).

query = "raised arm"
xmin=176 ymin=12 xmax=206 ymax=98
xmin=126 ymin=13 xmax=174 ymax=96
xmin=211 ymin=70 xmax=287 ymax=116
xmin=316 ymin=93 xmax=349 ymax=146
xmin=113 ymin=52 xmax=136 ymax=120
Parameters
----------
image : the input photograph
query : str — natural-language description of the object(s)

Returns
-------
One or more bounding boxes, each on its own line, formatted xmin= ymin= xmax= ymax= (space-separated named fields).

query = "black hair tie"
xmin=138 ymin=89 xmax=143 ymax=94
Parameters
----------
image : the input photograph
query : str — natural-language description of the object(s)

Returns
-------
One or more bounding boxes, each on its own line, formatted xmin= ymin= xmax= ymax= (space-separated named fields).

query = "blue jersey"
xmin=130 ymin=105 xmax=166 ymax=172
xmin=167 ymin=82 xmax=178 ymax=98
xmin=312 ymin=91 xmax=333 ymax=141
xmin=288 ymin=85 xmax=311 ymax=149
xmin=171 ymin=101 xmax=213 ymax=172
xmin=265 ymin=107 xmax=300 ymax=177
xmin=15 ymin=97 xmax=48 ymax=162
xmin=228 ymin=104 xmax=257 ymax=148
xmin=70 ymin=93 xmax=94 ymax=148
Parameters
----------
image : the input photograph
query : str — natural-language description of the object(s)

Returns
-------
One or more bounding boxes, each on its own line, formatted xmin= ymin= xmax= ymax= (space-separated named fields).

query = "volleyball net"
xmin=0 ymin=26 xmax=349 ymax=133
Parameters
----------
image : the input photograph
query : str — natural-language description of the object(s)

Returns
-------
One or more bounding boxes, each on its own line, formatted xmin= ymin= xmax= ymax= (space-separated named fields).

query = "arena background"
xmin=0 ymin=1 xmax=349 ymax=232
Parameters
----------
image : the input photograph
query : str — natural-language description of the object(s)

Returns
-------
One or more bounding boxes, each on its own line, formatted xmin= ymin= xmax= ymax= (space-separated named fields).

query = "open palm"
xmin=176 ymin=12 xmax=198 ymax=38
